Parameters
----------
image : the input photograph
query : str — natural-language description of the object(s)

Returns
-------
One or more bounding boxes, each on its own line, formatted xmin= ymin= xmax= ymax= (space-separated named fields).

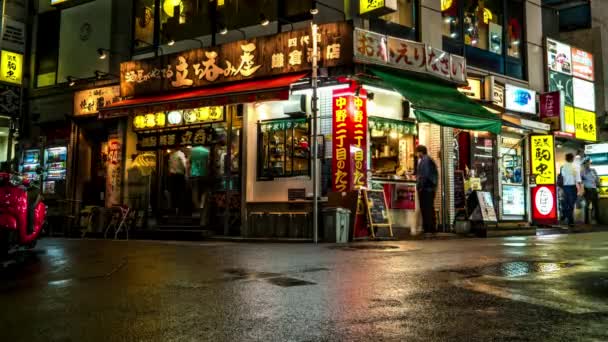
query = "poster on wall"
xmin=548 ymin=71 xmax=573 ymax=105
xmin=505 ymin=84 xmax=536 ymax=114
xmin=547 ymin=38 xmax=572 ymax=75
xmin=502 ymin=185 xmax=525 ymax=216
xmin=530 ymin=135 xmax=555 ymax=185
xmin=105 ymin=135 xmax=122 ymax=208
xmin=571 ymin=47 xmax=594 ymax=81
xmin=532 ymin=185 xmax=557 ymax=224
xmin=572 ymin=77 xmax=595 ymax=112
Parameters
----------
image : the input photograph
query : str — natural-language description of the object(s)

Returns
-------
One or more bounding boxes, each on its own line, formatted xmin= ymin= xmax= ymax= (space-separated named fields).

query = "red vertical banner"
xmin=332 ymin=92 xmax=351 ymax=192
xmin=332 ymin=87 xmax=369 ymax=192
xmin=351 ymin=95 xmax=367 ymax=189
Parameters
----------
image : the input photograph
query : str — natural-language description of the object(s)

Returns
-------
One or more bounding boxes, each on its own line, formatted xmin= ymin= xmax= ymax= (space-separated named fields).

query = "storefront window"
xmin=258 ymin=118 xmax=310 ymax=180
xmin=463 ymin=0 xmax=503 ymax=53
xmin=380 ymin=0 xmax=416 ymax=27
xmin=442 ymin=0 xmax=525 ymax=79
xmin=499 ymin=135 xmax=525 ymax=217
xmin=134 ymin=0 xmax=156 ymax=48
xmin=369 ymin=118 xmax=417 ymax=181
xmin=371 ymin=0 xmax=418 ymax=40
xmin=442 ymin=0 xmax=460 ymax=39
xmin=506 ymin=0 xmax=523 ymax=58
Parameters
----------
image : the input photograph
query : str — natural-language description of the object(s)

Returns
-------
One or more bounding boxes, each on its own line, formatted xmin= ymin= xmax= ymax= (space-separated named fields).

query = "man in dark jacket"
xmin=416 ymin=145 xmax=438 ymax=234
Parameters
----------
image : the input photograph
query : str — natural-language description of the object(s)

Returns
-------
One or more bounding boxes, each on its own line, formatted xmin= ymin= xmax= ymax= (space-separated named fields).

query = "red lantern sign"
xmin=532 ymin=185 xmax=557 ymax=224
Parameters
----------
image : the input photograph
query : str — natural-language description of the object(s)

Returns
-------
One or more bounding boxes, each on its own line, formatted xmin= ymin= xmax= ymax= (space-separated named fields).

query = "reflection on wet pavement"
xmin=0 ymin=233 xmax=607 ymax=341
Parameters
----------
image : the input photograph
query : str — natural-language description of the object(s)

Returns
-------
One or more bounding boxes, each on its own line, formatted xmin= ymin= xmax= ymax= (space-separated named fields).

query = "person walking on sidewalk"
xmin=560 ymin=153 xmax=582 ymax=227
xmin=581 ymin=157 xmax=600 ymax=224
xmin=416 ymin=145 xmax=438 ymax=235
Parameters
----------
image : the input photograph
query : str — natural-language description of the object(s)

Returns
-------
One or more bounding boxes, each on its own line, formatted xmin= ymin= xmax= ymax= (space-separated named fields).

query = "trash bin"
xmin=322 ymin=207 xmax=351 ymax=243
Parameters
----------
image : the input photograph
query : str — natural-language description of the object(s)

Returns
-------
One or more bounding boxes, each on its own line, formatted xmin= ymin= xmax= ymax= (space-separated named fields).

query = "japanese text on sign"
xmin=574 ymin=108 xmax=597 ymax=142
xmin=332 ymin=91 xmax=369 ymax=192
xmin=121 ymin=22 xmax=350 ymax=97
xmin=0 ymin=50 xmax=23 ymax=85
xmin=333 ymin=95 xmax=350 ymax=192
xmin=530 ymin=135 xmax=555 ymax=185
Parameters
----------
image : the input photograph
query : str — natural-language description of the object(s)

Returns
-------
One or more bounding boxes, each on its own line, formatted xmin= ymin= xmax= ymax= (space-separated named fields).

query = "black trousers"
xmin=418 ymin=190 xmax=436 ymax=233
xmin=584 ymin=187 xmax=599 ymax=224
xmin=168 ymin=174 xmax=186 ymax=211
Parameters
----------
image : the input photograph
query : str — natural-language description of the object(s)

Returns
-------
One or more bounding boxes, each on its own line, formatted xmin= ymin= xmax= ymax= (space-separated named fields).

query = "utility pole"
xmin=311 ymin=23 xmax=319 ymax=243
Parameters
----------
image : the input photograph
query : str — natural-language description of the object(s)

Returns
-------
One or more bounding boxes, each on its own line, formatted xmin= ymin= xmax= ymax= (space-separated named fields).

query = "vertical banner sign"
xmin=540 ymin=91 xmax=563 ymax=131
xmin=332 ymin=89 xmax=369 ymax=192
xmin=530 ymin=135 xmax=555 ymax=185
xmin=105 ymin=135 xmax=122 ymax=207
xmin=333 ymin=91 xmax=351 ymax=192
xmin=351 ymin=96 xmax=367 ymax=189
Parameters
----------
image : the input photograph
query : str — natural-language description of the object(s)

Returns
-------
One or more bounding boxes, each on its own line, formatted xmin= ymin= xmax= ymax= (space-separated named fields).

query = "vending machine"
xmin=43 ymin=146 xmax=68 ymax=196
xmin=585 ymin=143 xmax=608 ymax=224
xmin=20 ymin=149 xmax=41 ymax=180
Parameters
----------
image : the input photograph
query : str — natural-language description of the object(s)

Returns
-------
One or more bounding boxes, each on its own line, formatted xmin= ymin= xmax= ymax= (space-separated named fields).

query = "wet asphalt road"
xmin=1 ymin=233 xmax=608 ymax=342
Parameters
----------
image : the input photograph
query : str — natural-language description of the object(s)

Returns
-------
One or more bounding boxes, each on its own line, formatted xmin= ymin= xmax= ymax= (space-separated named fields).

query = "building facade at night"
xmin=15 ymin=0 xmax=604 ymax=239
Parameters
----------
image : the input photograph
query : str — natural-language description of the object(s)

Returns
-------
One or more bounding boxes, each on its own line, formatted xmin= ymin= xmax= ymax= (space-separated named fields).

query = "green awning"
xmin=369 ymin=67 xmax=502 ymax=134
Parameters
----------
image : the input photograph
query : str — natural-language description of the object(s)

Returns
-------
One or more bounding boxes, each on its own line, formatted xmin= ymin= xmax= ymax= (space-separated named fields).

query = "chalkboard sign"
xmin=363 ymin=190 xmax=393 ymax=238
xmin=454 ymin=170 xmax=466 ymax=210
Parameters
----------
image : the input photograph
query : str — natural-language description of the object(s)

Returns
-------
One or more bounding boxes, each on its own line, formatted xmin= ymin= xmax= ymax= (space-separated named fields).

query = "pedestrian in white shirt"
xmin=560 ymin=153 xmax=582 ymax=226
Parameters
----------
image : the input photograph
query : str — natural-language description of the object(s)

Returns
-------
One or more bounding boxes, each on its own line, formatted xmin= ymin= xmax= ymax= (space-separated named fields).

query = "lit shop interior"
xmin=127 ymin=105 xmax=243 ymax=234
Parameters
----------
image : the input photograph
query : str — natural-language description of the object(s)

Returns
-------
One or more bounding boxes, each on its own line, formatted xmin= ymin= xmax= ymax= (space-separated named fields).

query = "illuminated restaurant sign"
xmin=574 ymin=108 xmax=597 ymax=142
xmin=354 ymin=28 xmax=466 ymax=83
xmin=0 ymin=50 xmax=23 ymax=85
xmin=530 ymin=135 xmax=555 ymax=185
xmin=133 ymin=106 xmax=225 ymax=131
xmin=120 ymin=22 xmax=351 ymax=97
xmin=359 ymin=0 xmax=397 ymax=17
xmin=74 ymin=86 xmax=122 ymax=116
xmin=332 ymin=89 xmax=368 ymax=192
xmin=572 ymin=47 xmax=594 ymax=81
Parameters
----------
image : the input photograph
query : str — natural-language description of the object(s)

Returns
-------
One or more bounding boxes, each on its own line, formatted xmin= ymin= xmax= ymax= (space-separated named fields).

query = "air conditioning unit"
xmin=282 ymin=95 xmax=310 ymax=117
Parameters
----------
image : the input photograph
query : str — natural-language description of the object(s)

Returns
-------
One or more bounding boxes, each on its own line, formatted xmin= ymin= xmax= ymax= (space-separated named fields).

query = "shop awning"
xmin=99 ymin=72 xmax=308 ymax=118
xmin=368 ymin=67 xmax=502 ymax=134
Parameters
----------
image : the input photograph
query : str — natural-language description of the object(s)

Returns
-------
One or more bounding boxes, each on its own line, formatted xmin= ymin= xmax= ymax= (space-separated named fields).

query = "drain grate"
xmin=266 ymin=277 xmax=316 ymax=287
xmin=329 ymin=245 xmax=401 ymax=251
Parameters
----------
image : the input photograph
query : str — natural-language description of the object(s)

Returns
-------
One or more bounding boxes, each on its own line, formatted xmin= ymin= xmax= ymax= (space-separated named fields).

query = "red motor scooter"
xmin=0 ymin=172 xmax=46 ymax=256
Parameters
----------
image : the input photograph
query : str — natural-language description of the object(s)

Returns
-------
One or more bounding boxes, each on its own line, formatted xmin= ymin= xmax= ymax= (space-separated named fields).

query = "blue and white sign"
xmin=505 ymin=84 xmax=536 ymax=115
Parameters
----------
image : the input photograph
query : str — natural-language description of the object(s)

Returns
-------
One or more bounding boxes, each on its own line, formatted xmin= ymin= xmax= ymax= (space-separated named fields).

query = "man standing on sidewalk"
xmin=560 ymin=153 xmax=582 ymax=227
xmin=581 ymin=157 xmax=600 ymax=224
xmin=416 ymin=145 xmax=438 ymax=235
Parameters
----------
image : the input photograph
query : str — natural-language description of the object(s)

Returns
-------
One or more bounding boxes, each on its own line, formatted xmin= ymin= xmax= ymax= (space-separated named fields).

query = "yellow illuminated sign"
xmin=441 ymin=0 xmax=453 ymax=11
xmin=531 ymin=135 xmax=555 ymax=185
xmin=360 ymin=0 xmax=384 ymax=14
xmin=0 ymin=50 xmax=23 ymax=85
xmin=563 ymin=105 xmax=575 ymax=133
xmin=574 ymin=108 xmax=597 ymax=141
xmin=133 ymin=107 xmax=224 ymax=130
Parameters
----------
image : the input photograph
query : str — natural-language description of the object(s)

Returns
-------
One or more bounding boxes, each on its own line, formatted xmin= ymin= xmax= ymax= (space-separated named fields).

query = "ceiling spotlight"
xmin=97 ymin=48 xmax=107 ymax=60
xmin=310 ymin=2 xmax=319 ymax=15
xmin=67 ymin=76 xmax=76 ymax=87
xmin=259 ymin=13 xmax=269 ymax=26
xmin=167 ymin=38 xmax=175 ymax=46
xmin=219 ymin=26 xmax=228 ymax=35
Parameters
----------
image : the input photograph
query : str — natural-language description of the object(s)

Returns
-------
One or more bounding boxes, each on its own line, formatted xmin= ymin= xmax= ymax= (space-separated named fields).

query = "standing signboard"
xmin=530 ymin=135 xmax=558 ymax=224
